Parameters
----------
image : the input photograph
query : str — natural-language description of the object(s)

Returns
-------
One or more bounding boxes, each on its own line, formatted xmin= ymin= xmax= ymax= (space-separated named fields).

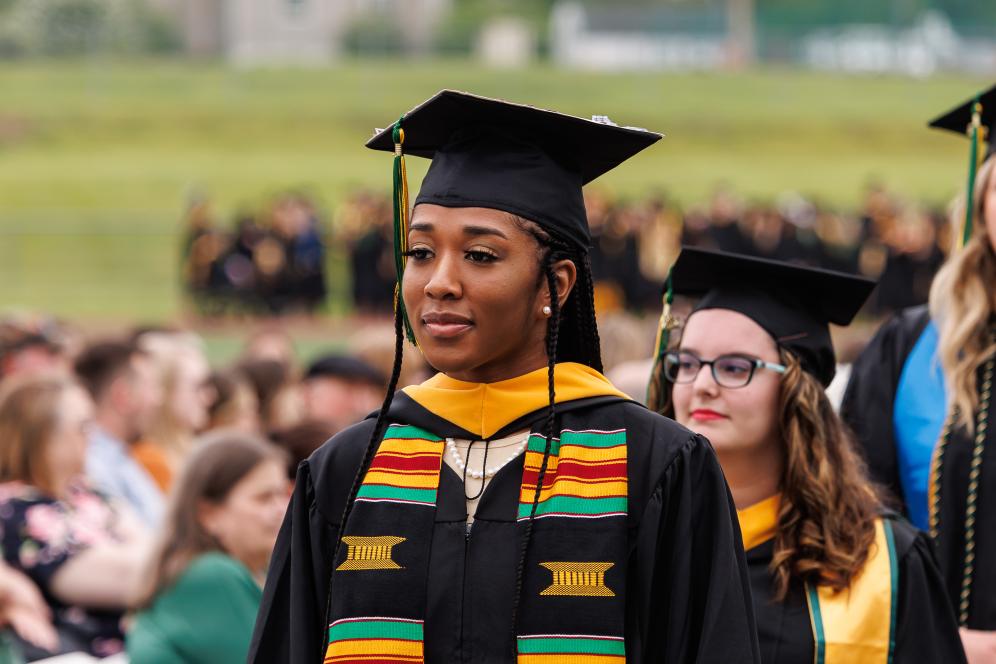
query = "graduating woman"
xmin=842 ymin=84 xmax=996 ymax=661
xmin=649 ymin=247 xmax=966 ymax=664
xmin=249 ymin=91 xmax=759 ymax=664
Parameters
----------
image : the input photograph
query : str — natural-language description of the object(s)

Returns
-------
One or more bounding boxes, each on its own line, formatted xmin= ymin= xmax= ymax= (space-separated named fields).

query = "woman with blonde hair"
xmin=0 ymin=375 xmax=147 ymax=660
xmin=652 ymin=248 xmax=965 ymax=663
xmin=843 ymin=84 xmax=996 ymax=662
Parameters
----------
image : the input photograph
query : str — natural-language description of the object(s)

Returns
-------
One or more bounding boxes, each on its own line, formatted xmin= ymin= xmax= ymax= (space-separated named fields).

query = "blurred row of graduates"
xmin=181 ymin=182 xmax=948 ymax=319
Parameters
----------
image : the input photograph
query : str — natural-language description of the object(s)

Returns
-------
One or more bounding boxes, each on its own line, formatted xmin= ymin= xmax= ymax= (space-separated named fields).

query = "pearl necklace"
xmin=446 ymin=436 xmax=529 ymax=481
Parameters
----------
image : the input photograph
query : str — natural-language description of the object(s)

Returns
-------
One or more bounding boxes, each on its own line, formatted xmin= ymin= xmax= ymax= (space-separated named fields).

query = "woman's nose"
xmin=424 ymin=253 xmax=462 ymax=300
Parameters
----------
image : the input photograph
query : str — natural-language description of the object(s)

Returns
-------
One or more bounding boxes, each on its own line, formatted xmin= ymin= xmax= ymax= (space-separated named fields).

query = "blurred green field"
xmin=0 ymin=59 xmax=986 ymax=320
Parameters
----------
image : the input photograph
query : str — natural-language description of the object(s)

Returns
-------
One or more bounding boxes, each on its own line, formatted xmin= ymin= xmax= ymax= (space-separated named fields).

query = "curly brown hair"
xmin=769 ymin=350 xmax=881 ymax=600
xmin=651 ymin=346 xmax=882 ymax=600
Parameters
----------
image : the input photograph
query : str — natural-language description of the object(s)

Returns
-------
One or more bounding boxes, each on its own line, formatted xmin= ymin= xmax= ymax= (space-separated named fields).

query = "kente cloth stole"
xmin=325 ymin=422 xmax=629 ymax=664
xmin=805 ymin=518 xmax=899 ymax=664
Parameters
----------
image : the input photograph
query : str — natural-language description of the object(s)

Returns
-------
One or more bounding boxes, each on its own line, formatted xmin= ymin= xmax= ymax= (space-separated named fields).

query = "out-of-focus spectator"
xmin=300 ymin=354 xmax=385 ymax=427
xmin=350 ymin=325 xmax=430 ymax=390
xmin=133 ymin=332 xmax=212 ymax=493
xmin=0 ymin=560 xmax=59 ymax=660
xmin=74 ymin=340 xmax=165 ymax=528
xmin=242 ymin=327 xmax=296 ymax=370
xmin=0 ymin=376 xmax=147 ymax=660
xmin=237 ymin=359 xmax=301 ymax=432
xmin=205 ymin=370 xmax=260 ymax=434
xmin=127 ymin=433 xmax=288 ymax=664
xmin=0 ymin=316 xmax=72 ymax=381
xmin=269 ymin=420 xmax=339 ymax=482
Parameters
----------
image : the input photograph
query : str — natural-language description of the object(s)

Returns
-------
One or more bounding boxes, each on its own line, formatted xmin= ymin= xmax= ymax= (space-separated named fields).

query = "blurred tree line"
xmin=0 ymin=0 xmax=180 ymax=57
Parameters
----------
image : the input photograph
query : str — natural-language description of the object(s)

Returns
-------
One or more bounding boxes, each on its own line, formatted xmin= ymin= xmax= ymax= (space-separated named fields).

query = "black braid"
xmin=577 ymin=253 xmax=603 ymax=373
xmin=511 ymin=249 xmax=561 ymax=653
xmin=320 ymin=299 xmax=406 ymax=661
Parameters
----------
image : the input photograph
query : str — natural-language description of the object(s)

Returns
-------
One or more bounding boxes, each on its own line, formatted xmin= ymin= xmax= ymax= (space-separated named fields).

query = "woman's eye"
xmin=717 ymin=361 xmax=750 ymax=375
xmin=403 ymin=248 xmax=432 ymax=261
xmin=465 ymin=249 xmax=497 ymax=263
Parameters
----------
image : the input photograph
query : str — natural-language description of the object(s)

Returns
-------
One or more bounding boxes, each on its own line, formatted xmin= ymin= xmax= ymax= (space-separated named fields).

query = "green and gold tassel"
xmin=391 ymin=115 xmax=417 ymax=344
xmin=961 ymin=98 xmax=986 ymax=249
xmin=646 ymin=273 xmax=678 ymax=412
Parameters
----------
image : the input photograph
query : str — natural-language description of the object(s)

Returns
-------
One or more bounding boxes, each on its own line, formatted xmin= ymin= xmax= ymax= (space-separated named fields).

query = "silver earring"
xmin=542 ymin=305 xmax=552 ymax=317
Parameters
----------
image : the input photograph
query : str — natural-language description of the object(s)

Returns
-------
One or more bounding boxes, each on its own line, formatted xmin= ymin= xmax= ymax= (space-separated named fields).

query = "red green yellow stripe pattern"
xmin=356 ymin=425 xmax=444 ymax=507
xmin=325 ymin=617 xmax=424 ymax=663
xmin=518 ymin=429 xmax=627 ymax=521
xmin=517 ymin=634 xmax=625 ymax=663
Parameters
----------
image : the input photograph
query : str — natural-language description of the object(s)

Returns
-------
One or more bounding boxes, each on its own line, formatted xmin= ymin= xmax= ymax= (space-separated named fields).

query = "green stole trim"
xmin=805 ymin=518 xmax=898 ymax=664
xmin=326 ymin=423 xmax=630 ymax=664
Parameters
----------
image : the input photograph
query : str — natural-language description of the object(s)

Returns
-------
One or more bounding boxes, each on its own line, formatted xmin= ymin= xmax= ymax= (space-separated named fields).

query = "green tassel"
xmin=647 ymin=272 xmax=676 ymax=410
xmin=391 ymin=115 xmax=417 ymax=344
xmin=962 ymin=97 xmax=983 ymax=249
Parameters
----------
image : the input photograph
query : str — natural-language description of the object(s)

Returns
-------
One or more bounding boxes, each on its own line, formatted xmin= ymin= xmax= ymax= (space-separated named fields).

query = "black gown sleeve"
xmin=892 ymin=521 xmax=967 ymax=664
xmin=248 ymin=459 xmax=339 ymax=664
xmin=841 ymin=305 xmax=929 ymax=513
xmin=636 ymin=434 xmax=761 ymax=663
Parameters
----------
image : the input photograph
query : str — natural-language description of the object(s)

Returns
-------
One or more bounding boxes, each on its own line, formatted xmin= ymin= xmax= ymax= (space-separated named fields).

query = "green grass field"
xmin=0 ymin=59 xmax=986 ymax=320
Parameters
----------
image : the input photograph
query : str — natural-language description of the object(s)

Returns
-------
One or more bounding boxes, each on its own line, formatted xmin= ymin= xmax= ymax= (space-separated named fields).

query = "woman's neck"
xmin=717 ymin=442 xmax=783 ymax=511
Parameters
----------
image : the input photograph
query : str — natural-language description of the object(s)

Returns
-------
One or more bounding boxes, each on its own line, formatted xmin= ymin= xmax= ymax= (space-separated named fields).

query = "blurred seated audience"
xmin=269 ymin=420 xmax=339 ymax=482
xmin=131 ymin=332 xmax=212 ymax=493
xmin=241 ymin=327 xmax=296 ymax=371
xmin=0 ymin=316 xmax=72 ymax=381
xmin=205 ymin=369 xmax=260 ymax=434
xmin=300 ymin=354 xmax=385 ymax=426
xmin=127 ymin=433 xmax=289 ymax=664
xmin=74 ymin=340 xmax=165 ymax=528
xmin=0 ymin=377 xmax=148 ymax=660
xmin=237 ymin=359 xmax=302 ymax=432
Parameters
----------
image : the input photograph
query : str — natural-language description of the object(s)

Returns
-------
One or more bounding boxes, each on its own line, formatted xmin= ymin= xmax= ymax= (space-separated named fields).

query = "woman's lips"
xmin=422 ymin=313 xmax=473 ymax=339
xmin=690 ymin=409 xmax=728 ymax=422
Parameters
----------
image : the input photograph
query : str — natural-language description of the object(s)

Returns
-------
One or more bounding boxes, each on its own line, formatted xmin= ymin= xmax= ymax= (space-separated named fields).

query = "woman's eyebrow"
xmin=463 ymin=225 xmax=508 ymax=239
xmin=410 ymin=222 xmax=433 ymax=233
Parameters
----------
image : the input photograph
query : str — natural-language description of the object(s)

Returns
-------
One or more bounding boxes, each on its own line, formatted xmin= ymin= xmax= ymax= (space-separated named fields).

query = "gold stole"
xmin=805 ymin=518 xmax=898 ymax=664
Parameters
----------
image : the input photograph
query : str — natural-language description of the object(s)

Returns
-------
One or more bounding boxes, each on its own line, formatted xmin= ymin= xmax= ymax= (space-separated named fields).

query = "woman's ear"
xmin=197 ymin=500 xmax=221 ymax=539
xmin=551 ymin=259 xmax=577 ymax=309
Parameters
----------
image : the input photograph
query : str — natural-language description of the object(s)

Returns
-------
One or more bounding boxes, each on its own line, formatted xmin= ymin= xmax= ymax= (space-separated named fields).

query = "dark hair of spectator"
xmin=134 ymin=432 xmax=287 ymax=607
xmin=303 ymin=354 xmax=386 ymax=388
xmin=236 ymin=358 xmax=295 ymax=427
xmin=0 ymin=375 xmax=80 ymax=493
xmin=73 ymin=339 xmax=140 ymax=401
xmin=269 ymin=419 xmax=340 ymax=480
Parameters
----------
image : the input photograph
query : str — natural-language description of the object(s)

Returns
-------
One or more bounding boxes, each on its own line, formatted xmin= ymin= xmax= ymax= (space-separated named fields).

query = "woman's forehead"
xmin=681 ymin=309 xmax=777 ymax=355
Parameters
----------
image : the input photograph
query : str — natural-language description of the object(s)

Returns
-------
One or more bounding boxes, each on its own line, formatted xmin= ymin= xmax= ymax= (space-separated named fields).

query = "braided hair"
xmin=321 ymin=215 xmax=602 ymax=660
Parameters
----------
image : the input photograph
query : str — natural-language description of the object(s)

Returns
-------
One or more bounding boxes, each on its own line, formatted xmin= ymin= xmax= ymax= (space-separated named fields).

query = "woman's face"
xmin=201 ymin=459 xmax=289 ymax=574
xmin=45 ymin=386 xmax=94 ymax=496
xmin=983 ymin=160 xmax=996 ymax=254
xmin=402 ymin=204 xmax=574 ymax=383
xmin=671 ymin=309 xmax=782 ymax=458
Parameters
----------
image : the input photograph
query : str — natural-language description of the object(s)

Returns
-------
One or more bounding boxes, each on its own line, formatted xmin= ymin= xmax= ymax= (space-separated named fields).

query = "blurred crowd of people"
xmin=0 ymin=313 xmax=434 ymax=662
xmin=184 ymin=183 xmax=949 ymax=320
xmin=182 ymin=192 xmax=327 ymax=316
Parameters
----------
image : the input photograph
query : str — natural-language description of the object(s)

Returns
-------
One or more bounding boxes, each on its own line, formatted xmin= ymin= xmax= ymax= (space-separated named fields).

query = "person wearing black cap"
xmin=649 ymin=247 xmax=966 ymax=664
xmin=842 ymin=84 xmax=996 ymax=661
xmin=249 ymin=92 xmax=759 ymax=664
xmin=301 ymin=354 xmax=387 ymax=426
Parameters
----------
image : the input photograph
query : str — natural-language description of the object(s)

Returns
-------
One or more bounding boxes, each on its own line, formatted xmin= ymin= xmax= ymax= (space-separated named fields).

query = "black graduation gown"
xmin=746 ymin=517 xmax=966 ymax=664
xmin=249 ymin=393 xmax=760 ymax=664
xmin=840 ymin=305 xmax=931 ymax=513
xmin=843 ymin=308 xmax=996 ymax=629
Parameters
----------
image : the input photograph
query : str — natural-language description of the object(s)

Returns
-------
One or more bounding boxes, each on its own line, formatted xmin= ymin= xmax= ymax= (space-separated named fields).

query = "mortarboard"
xmin=928 ymin=83 xmax=996 ymax=247
xmin=366 ymin=90 xmax=662 ymax=341
xmin=662 ymin=247 xmax=875 ymax=387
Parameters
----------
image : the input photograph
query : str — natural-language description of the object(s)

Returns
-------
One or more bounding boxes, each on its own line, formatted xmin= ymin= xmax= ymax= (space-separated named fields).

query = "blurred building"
xmin=150 ymin=0 xmax=449 ymax=63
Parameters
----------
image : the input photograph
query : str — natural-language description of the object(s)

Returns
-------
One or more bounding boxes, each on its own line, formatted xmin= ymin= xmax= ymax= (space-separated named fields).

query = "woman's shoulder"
xmin=881 ymin=514 xmax=930 ymax=562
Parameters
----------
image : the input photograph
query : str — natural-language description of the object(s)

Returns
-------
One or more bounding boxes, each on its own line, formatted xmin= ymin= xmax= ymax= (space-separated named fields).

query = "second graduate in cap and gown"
xmin=649 ymin=248 xmax=966 ymax=664
xmin=843 ymin=85 xmax=996 ymax=656
xmin=249 ymin=92 xmax=760 ymax=664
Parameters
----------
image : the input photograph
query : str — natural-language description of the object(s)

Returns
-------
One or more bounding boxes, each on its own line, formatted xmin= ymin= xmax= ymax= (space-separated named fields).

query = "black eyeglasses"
xmin=663 ymin=351 xmax=786 ymax=389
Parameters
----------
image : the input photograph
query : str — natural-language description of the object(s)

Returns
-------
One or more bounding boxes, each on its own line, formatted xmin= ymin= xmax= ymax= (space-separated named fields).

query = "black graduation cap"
xmin=929 ymin=83 xmax=996 ymax=159
xmin=366 ymin=90 xmax=662 ymax=251
xmin=668 ymin=247 xmax=876 ymax=387
xmin=304 ymin=354 xmax=386 ymax=387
